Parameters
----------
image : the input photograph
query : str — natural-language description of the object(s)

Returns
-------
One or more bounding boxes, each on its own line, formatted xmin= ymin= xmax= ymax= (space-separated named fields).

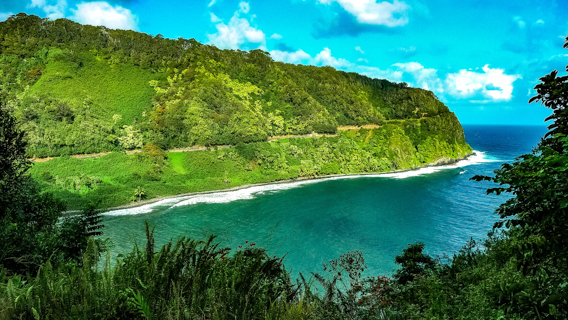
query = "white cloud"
xmin=269 ymin=49 xmax=312 ymax=64
xmin=397 ymin=46 xmax=416 ymax=53
xmin=355 ymin=46 xmax=365 ymax=54
xmin=208 ymin=4 xmax=266 ymax=50
xmin=269 ymin=47 xmax=351 ymax=67
xmin=355 ymin=65 xmax=403 ymax=82
xmin=268 ymin=44 xmax=521 ymax=103
xmin=29 ymin=0 xmax=46 ymax=7
xmin=445 ymin=65 xmax=521 ymax=101
xmin=535 ymin=19 xmax=544 ymax=25
xmin=0 ymin=12 xmax=14 ymax=21
xmin=314 ymin=47 xmax=351 ymax=68
xmin=393 ymin=62 xmax=442 ymax=92
xmin=210 ymin=13 xmax=221 ymax=23
xmin=208 ymin=0 xmax=216 ymax=7
xmin=357 ymin=58 xmax=369 ymax=63
xmin=513 ymin=16 xmax=525 ymax=29
xmin=70 ymin=2 xmax=138 ymax=30
xmin=239 ymin=1 xmax=250 ymax=14
xmin=318 ymin=0 xmax=410 ymax=27
xmin=270 ymin=33 xmax=283 ymax=40
xmin=269 ymin=47 xmax=347 ymax=68
xmin=269 ymin=47 xmax=402 ymax=83
xmin=29 ymin=0 xmax=67 ymax=19
xmin=269 ymin=46 xmax=400 ymax=82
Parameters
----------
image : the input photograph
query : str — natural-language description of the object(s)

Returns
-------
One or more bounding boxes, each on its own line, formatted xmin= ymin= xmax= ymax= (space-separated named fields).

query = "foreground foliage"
xmin=376 ymin=36 xmax=568 ymax=319
xmin=0 ymin=224 xmax=379 ymax=320
xmin=0 ymin=105 xmax=103 ymax=275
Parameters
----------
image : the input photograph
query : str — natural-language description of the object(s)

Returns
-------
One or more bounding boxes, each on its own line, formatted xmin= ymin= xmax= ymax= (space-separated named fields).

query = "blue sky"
xmin=2 ymin=0 xmax=567 ymax=125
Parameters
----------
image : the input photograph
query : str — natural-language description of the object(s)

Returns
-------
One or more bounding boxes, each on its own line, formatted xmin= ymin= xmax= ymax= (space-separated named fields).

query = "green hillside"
xmin=0 ymin=13 xmax=471 ymax=208
xmin=28 ymin=49 xmax=157 ymax=124
xmin=1 ymin=14 xmax=464 ymax=153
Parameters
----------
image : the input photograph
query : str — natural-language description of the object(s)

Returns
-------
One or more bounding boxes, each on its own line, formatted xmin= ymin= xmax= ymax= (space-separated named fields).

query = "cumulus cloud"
xmin=208 ymin=3 xmax=266 ymax=50
xmin=270 ymin=33 xmax=283 ymax=40
xmin=0 ymin=12 xmax=14 ymax=21
xmin=239 ymin=1 xmax=250 ymax=14
xmin=268 ymin=46 xmax=402 ymax=82
xmin=393 ymin=62 xmax=443 ymax=92
xmin=318 ymin=0 xmax=410 ymax=27
xmin=29 ymin=0 xmax=66 ymax=19
xmin=29 ymin=0 xmax=46 ymax=7
xmin=397 ymin=46 xmax=415 ymax=53
xmin=269 ymin=47 xmax=348 ymax=67
xmin=513 ymin=16 xmax=525 ymax=29
xmin=314 ymin=47 xmax=351 ymax=68
xmin=354 ymin=65 xmax=403 ymax=82
xmin=355 ymin=46 xmax=365 ymax=54
xmin=269 ymin=49 xmax=312 ymax=64
xmin=376 ymin=61 xmax=522 ymax=103
xmin=267 ymin=43 xmax=521 ymax=103
xmin=210 ymin=12 xmax=221 ymax=22
xmin=70 ymin=1 xmax=137 ymax=30
xmin=445 ymin=65 xmax=521 ymax=101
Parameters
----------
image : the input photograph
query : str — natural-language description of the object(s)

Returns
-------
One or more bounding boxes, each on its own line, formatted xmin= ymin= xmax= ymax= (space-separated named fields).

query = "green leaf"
xmin=32 ymin=307 xmax=40 ymax=320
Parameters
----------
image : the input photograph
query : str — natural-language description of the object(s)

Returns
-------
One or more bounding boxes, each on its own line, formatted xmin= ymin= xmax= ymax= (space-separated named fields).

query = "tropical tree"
xmin=134 ymin=186 xmax=146 ymax=202
xmin=471 ymin=36 xmax=568 ymax=316
xmin=0 ymin=105 xmax=29 ymax=214
xmin=0 ymin=104 xmax=104 ymax=275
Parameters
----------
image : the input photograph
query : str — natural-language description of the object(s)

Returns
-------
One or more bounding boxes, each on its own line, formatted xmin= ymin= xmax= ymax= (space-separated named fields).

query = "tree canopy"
xmin=0 ymin=13 xmax=461 ymax=157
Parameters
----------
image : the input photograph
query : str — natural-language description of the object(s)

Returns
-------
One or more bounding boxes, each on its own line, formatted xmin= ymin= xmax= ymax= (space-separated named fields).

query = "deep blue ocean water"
xmin=102 ymin=125 xmax=548 ymax=276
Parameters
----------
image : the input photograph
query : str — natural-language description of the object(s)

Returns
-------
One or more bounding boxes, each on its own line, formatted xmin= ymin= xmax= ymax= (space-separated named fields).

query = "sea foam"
xmin=103 ymin=150 xmax=497 ymax=216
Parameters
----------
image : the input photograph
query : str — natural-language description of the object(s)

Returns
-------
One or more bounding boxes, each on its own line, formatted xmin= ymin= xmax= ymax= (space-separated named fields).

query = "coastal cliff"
xmin=0 ymin=14 xmax=472 ymax=209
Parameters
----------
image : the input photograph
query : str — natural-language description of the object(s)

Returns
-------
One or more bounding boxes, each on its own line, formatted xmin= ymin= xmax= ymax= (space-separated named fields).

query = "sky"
xmin=1 ymin=0 xmax=567 ymax=125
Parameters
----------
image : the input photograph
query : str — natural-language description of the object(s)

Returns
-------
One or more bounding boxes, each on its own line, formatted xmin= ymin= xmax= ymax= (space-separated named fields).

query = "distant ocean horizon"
xmin=102 ymin=124 xmax=548 ymax=276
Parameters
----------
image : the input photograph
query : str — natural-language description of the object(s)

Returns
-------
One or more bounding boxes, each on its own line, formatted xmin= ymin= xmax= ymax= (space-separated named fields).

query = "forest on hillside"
xmin=0 ymin=13 xmax=464 ymax=158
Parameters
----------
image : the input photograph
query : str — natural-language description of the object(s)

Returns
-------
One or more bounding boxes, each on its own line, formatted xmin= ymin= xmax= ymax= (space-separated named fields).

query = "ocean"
xmin=101 ymin=125 xmax=548 ymax=276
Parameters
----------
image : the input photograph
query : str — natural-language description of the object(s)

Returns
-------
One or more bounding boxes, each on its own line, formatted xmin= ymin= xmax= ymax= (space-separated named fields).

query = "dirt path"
xmin=30 ymin=132 xmax=340 ymax=163
xmin=337 ymin=124 xmax=382 ymax=131
xmin=267 ymin=132 xmax=337 ymax=141
xmin=29 ymin=121 xmax=411 ymax=163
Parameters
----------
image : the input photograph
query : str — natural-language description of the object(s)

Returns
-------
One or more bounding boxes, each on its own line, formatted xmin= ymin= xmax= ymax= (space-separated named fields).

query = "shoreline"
xmin=72 ymin=151 xmax=475 ymax=215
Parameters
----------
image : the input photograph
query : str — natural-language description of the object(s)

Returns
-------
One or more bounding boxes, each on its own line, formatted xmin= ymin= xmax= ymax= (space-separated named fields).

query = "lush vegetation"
xmin=29 ymin=118 xmax=471 ymax=210
xmin=1 ymin=13 xmax=465 ymax=158
xmin=0 ymin=13 xmax=472 ymax=210
xmin=4 ymin=12 xmax=568 ymax=320
xmin=367 ymin=37 xmax=568 ymax=319
xmin=0 ymin=105 xmax=103 ymax=276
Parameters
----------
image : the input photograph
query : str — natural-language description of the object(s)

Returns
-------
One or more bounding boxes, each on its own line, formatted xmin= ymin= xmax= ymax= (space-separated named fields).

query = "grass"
xmin=168 ymin=152 xmax=187 ymax=175
xmin=29 ymin=130 xmax=472 ymax=210
xmin=28 ymin=51 xmax=157 ymax=125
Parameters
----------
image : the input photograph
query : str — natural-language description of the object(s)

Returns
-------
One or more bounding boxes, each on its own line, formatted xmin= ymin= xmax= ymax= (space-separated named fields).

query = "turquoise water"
xmin=102 ymin=125 xmax=548 ymax=276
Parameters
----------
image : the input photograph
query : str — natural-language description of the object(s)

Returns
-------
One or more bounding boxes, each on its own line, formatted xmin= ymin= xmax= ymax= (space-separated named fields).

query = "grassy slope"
xmin=29 ymin=51 xmax=156 ymax=125
xmin=30 ymin=124 xmax=472 ymax=210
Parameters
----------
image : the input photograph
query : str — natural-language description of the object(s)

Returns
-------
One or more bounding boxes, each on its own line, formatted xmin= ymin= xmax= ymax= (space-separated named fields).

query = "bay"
xmin=101 ymin=125 xmax=548 ymax=276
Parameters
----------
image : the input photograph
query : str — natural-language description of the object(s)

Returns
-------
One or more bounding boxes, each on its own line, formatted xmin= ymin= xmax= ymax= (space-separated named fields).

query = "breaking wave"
xmin=103 ymin=150 xmax=498 ymax=216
